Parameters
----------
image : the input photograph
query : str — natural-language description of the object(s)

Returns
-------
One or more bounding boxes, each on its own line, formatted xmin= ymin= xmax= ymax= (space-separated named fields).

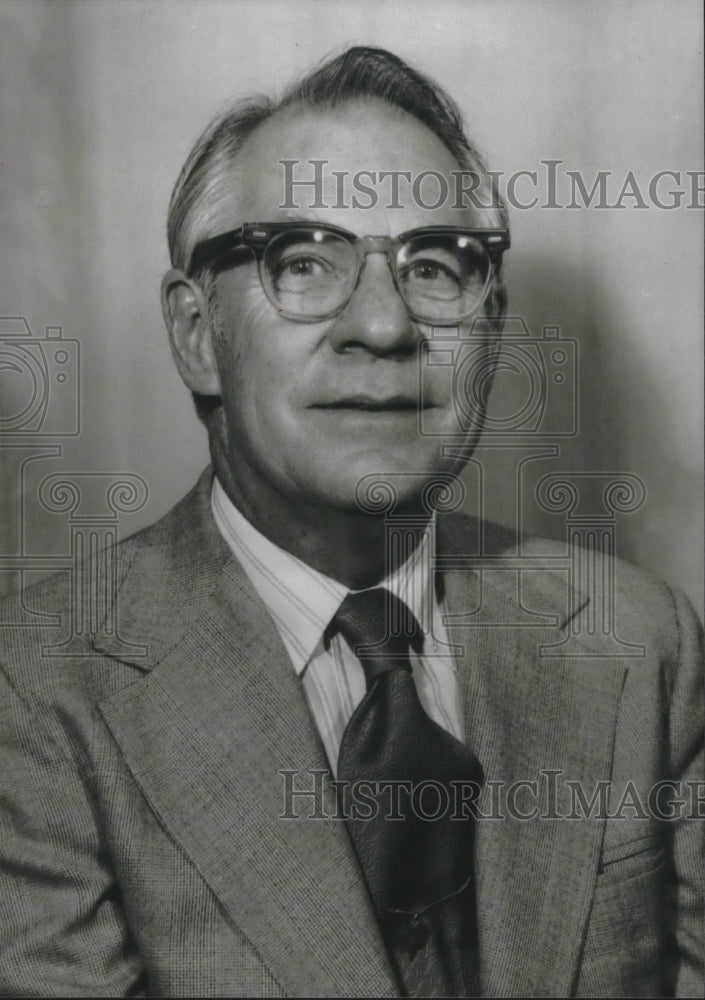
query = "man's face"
xmin=206 ymin=101 xmax=500 ymax=515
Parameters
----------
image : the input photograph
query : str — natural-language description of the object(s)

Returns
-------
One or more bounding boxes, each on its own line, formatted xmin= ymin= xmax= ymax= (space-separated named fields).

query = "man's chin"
xmin=297 ymin=458 xmax=461 ymax=518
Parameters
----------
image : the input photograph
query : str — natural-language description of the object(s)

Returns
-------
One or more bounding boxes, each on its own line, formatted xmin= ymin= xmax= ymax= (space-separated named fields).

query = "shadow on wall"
xmin=461 ymin=248 xmax=700 ymax=596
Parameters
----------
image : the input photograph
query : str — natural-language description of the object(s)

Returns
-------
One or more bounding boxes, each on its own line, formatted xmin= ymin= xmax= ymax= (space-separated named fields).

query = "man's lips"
xmin=310 ymin=394 xmax=434 ymax=411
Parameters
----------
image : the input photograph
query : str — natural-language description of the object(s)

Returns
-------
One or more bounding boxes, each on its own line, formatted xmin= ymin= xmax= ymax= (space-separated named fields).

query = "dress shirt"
xmin=212 ymin=477 xmax=464 ymax=773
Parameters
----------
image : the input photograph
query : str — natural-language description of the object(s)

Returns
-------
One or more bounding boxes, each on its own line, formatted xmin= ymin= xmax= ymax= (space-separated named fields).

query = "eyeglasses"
xmin=188 ymin=222 xmax=510 ymax=325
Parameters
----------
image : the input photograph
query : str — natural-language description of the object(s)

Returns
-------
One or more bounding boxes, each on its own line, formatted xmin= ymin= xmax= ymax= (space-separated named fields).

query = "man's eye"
xmin=401 ymin=258 xmax=462 ymax=291
xmin=271 ymin=254 xmax=336 ymax=288
xmin=282 ymin=257 xmax=319 ymax=277
xmin=407 ymin=260 xmax=458 ymax=282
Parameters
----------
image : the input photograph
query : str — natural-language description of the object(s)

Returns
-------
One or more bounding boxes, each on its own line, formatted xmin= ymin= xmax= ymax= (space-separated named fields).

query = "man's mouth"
xmin=311 ymin=394 xmax=433 ymax=411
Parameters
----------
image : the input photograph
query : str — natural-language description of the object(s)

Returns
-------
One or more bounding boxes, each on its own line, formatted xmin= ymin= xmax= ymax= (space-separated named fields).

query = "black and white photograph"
xmin=0 ymin=1 xmax=703 ymax=995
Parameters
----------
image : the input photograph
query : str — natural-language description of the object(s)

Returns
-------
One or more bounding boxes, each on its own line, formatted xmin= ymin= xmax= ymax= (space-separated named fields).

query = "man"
xmin=0 ymin=45 xmax=702 ymax=997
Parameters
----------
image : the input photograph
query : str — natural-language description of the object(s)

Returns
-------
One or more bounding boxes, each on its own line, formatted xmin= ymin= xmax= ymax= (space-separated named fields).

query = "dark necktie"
xmin=329 ymin=587 xmax=484 ymax=997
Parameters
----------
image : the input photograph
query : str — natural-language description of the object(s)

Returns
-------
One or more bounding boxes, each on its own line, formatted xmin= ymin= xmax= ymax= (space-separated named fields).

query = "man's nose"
xmin=326 ymin=254 xmax=420 ymax=356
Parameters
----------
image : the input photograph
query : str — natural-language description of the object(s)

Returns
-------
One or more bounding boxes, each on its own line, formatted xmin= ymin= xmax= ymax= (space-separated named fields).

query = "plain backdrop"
xmin=0 ymin=0 xmax=703 ymax=613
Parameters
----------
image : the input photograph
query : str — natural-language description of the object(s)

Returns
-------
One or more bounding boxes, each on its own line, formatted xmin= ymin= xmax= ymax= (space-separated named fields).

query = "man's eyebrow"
xmin=272 ymin=213 xmax=333 ymax=224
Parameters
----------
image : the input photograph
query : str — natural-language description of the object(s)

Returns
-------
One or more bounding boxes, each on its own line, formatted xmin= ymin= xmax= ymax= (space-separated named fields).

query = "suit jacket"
xmin=0 ymin=468 xmax=702 ymax=997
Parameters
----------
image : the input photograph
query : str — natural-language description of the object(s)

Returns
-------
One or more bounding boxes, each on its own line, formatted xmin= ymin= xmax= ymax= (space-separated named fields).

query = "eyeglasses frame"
xmin=188 ymin=221 xmax=510 ymax=325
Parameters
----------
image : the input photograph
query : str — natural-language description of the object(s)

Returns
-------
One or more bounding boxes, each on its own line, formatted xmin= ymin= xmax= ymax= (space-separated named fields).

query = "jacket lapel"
xmin=95 ymin=472 xmax=397 ymax=997
xmin=439 ymin=515 xmax=626 ymax=997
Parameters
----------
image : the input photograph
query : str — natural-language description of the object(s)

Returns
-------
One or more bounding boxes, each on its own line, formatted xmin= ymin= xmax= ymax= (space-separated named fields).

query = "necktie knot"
xmin=327 ymin=588 xmax=423 ymax=686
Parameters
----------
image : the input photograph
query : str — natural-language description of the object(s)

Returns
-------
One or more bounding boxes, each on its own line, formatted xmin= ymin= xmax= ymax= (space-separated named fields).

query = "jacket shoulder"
xmin=441 ymin=510 xmax=698 ymax=659
xmin=0 ymin=469 xmax=221 ymax=699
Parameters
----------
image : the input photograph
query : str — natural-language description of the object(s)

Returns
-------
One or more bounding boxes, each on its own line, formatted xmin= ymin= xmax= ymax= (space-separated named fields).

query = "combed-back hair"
xmin=284 ymin=46 xmax=489 ymax=189
xmin=167 ymin=46 xmax=507 ymax=277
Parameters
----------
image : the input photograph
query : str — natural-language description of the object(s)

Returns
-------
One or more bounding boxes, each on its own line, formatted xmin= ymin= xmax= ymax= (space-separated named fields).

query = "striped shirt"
xmin=212 ymin=477 xmax=463 ymax=774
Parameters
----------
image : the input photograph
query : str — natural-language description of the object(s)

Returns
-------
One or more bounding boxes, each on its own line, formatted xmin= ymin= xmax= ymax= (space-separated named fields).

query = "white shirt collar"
xmin=211 ymin=477 xmax=436 ymax=675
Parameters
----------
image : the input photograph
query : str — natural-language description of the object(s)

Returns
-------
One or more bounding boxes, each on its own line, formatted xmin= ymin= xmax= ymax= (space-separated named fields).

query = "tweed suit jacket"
xmin=1 ymin=468 xmax=703 ymax=997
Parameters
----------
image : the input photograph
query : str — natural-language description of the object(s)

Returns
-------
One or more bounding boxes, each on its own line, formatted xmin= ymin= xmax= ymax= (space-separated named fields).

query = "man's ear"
xmin=160 ymin=269 xmax=221 ymax=396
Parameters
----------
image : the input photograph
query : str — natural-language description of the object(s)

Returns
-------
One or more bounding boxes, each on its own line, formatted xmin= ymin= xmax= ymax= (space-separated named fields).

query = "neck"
xmin=209 ymin=426 xmax=431 ymax=590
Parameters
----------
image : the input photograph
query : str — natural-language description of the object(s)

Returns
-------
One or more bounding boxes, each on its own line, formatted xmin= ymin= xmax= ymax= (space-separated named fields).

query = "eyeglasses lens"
xmin=264 ymin=229 xmax=356 ymax=318
xmin=398 ymin=233 xmax=490 ymax=322
xmin=262 ymin=228 xmax=491 ymax=321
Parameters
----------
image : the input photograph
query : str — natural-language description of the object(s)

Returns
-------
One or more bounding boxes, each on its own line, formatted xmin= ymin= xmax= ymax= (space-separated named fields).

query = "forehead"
xmin=227 ymin=99 xmax=477 ymax=233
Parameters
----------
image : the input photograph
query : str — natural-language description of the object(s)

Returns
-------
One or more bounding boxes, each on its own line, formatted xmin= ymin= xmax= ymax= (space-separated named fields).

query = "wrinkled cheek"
xmin=423 ymin=346 xmax=495 ymax=437
xmin=215 ymin=295 xmax=274 ymax=374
